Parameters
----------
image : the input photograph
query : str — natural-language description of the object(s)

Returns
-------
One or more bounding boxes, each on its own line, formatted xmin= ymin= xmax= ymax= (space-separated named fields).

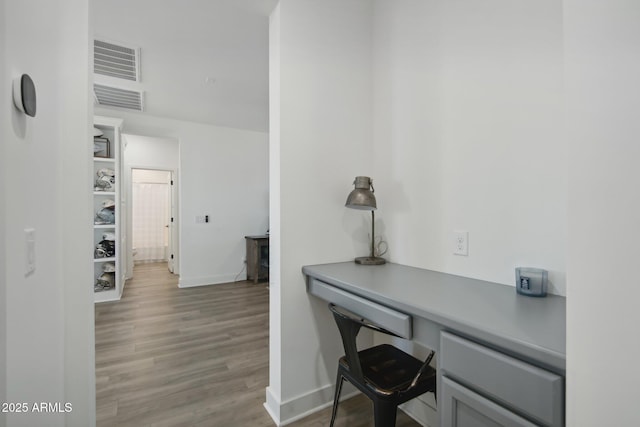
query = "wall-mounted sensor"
xmin=515 ymin=267 xmax=548 ymax=297
xmin=13 ymin=74 xmax=37 ymax=117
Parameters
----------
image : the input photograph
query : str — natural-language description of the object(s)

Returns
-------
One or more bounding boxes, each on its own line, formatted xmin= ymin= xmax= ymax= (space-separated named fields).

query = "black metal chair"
xmin=329 ymin=303 xmax=436 ymax=427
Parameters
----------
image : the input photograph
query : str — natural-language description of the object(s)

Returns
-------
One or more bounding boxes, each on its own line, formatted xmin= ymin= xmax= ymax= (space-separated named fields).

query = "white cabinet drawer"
xmin=441 ymin=332 xmax=563 ymax=426
xmin=307 ymin=278 xmax=412 ymax=339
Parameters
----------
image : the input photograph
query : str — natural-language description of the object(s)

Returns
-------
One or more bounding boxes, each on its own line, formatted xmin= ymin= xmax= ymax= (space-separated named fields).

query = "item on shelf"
xmin=97 ymin=168 xmax=114 ymax=176
xmin=101 ymin=199 xmax=116 ymax=208
xmin=102 ymin=231 xmax=115 ymax=241
xmin=94 ymin=168 xmax=115 ymax=192
xmin=95 ymin=239 xmax=116 ymax=259
xmin=93 ymin=136 xmax=111 ymax=158
xmin=94 ymin=199 xmax=115 ymax=225
xmin=93 ymin=117 xmax=122 ymax=302
xmin=94 ymin=271 xmax=115 ymax=292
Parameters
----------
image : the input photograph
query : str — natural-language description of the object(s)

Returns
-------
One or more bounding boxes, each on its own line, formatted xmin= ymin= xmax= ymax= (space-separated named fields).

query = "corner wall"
xmin=0 ymin=0 xmax=8 ymax=424
xmin=270 ymin=1 xmax=567 ymax=425
xmin=267 ymin=0 xmax=374 ymax=423
xmin=565 ymin=1 xmax=640 ymax=425
xmin=2 ymin=0 xmax=94 ymax=426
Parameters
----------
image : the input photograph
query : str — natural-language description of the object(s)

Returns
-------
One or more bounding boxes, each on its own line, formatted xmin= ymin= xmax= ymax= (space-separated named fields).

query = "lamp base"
xmin=354 ymin=256 xmax=386 ymax=265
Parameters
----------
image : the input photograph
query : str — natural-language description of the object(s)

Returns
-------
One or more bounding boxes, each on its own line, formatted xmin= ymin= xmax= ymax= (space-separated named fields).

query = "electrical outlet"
xmin=453 ymin=230 xmax=469 ymax=256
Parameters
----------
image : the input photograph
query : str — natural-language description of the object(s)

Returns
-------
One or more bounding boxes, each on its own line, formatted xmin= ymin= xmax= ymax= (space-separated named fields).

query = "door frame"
xmin=126 ymin=166 xmax=180 ymax=277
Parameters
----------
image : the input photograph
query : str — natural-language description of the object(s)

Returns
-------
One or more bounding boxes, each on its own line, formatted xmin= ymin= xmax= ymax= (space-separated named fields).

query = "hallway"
xmin=95 ymin=263 xmax=270 ymax=426
xmin=94 ymin=262 xmax=420 ymax=426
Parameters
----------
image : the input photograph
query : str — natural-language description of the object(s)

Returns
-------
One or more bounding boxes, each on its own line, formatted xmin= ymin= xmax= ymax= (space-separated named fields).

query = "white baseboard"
xmin=178 ymin=273 xmax=239 ymax=288
xmin=264 ymin=385 xmax=436 ymax=426
xmin=264 ymin=384 xmax=359 ymax=426
xmin=400 ymin=393 xmax=438 ymax=427
xmin=264 ymin=387 xmax=282 ymax=426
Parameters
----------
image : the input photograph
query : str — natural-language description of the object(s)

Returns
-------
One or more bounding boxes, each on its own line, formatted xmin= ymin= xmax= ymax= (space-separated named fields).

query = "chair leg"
xmin=329 ymin=373 xmax=345 ymax=427
xmin=373 ymin=401 xmax=398 ymax=427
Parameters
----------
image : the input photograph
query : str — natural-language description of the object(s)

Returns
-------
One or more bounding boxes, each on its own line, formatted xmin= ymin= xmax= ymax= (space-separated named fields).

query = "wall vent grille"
xmin=94 ymin=39 xmax=140 ymax=81
xmin=94 ymin=84 xmax=144 ymax=111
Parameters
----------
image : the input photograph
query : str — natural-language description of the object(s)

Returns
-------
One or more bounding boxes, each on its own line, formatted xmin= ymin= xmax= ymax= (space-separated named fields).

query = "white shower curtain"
xmin=132 ymin=182 xmax=170 ymax=263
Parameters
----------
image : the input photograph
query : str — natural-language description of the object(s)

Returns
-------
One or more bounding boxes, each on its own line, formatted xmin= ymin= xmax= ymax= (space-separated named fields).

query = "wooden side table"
xmin=245 ymin=235 xmax=269 ymax=284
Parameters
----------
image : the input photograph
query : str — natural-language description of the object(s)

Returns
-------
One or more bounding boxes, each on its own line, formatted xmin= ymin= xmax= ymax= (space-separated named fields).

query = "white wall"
xmin=122 ymin=134 xmax=179 ymax=278
xmin=270 ymin=0 xmax=568 ymax=424
xmin=369 ymin=2 xmax=565 ymax=423
xmin=565 ymin=1 xmax=640 ymax=425
xmin=0 ymin=0 xmax=7 ymax=425
xmin=96 ymin=110 xmax=269 ymax=287
xmin=267 ymin=4 xmax=282 ymax=413
xmin=123 ymin=134 xmax=179 ymax=170
xmin=372 ymin=0 xmax=566 ymax=295
xmin=266 ymin=0 xmax=374 ymax=423
xmin=2 ymin=1 xmax=94 ymax=426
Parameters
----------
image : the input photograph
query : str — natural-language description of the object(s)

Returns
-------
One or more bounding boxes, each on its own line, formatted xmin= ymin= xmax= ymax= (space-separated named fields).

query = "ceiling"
xmin=93 ymin=0 xmax=278 ymax=133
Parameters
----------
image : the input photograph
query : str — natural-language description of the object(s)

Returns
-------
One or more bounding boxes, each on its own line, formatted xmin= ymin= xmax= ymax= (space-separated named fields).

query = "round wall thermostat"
xmin=13 ymin=74 xmax=37 ymax=117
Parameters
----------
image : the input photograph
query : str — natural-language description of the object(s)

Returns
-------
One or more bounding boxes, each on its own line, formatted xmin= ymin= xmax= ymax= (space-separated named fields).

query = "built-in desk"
xmin=303 ymin=262 xmax=566 ymax=427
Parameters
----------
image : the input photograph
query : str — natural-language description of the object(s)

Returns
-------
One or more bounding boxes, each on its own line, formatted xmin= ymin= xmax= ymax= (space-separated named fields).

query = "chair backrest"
xmin=329 ymin=303 xmax=399 ymax=382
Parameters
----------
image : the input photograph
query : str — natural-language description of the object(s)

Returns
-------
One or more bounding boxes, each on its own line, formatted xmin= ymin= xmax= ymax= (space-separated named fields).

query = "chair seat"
xmin=339 ymin=343 xmax=436 ymax=394
xmin=329 ymin=304 xmax=436 ymax=426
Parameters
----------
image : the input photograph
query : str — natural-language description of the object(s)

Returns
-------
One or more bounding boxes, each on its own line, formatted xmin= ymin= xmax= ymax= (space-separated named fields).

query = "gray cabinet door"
xmin=441 ymin=377 xmax=538 ymax=427
xmin=440 ymin=332 xmax=563 ymax=426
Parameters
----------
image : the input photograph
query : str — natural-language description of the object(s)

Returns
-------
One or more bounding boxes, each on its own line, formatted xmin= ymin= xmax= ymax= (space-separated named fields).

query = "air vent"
xmin=94 ymin=39 xmax=140 ymax=81
xmin=94 ymin=84 xmax=144 ymax=111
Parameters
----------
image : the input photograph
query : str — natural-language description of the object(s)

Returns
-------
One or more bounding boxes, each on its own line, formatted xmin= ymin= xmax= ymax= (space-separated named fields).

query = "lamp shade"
xmin=345 ymin=176 xmax=376 ymax=210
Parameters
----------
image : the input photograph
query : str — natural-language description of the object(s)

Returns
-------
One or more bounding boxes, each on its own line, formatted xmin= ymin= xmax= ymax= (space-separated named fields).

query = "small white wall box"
xmin=515 ymin=267 xmax=548 ymax=297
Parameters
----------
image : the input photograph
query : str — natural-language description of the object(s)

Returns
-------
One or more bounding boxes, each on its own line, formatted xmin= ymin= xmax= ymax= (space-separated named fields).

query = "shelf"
xmin=93 ymin=116 xmax=123 ymax=305
xmin=94 ymin=288 xmax=119 ymax=303
xmin=94 ymin=224 xmax=116 ymax=228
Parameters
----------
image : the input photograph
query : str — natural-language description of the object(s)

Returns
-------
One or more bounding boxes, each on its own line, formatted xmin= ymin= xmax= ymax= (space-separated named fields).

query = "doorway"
xmin=130 ymin=168 xmax=177 ymax=274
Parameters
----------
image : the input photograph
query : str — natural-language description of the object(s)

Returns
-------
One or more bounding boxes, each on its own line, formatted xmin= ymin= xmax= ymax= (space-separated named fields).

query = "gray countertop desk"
xmin=302 ymin=262 xmax=566 ymax=374
xmin=304 ymin=262 xmax=566 ymax=425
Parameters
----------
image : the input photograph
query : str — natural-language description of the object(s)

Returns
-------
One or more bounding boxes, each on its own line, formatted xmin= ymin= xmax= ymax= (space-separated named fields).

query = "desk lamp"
xmin=345 ymin=176 xmax=386 ymax=265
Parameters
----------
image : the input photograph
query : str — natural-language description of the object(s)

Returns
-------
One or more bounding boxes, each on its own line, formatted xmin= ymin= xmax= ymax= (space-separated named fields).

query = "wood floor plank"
xmin=95 ymin=262 xmax=421 ymax=426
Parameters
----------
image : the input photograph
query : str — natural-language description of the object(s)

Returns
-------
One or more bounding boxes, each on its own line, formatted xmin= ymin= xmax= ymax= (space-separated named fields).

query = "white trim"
xmin=265 ymin=381 xmax=433 ymax=426
xmin=265 ymin=383 xmax=359 ymax=426
xmin=264 ymin=386 xmax=282 ymax=426
xmin=94 ymin=115 xmax=123 ymax=129
xmin=400 ymin=394 xmax=438 ymax=427
xmin=126 ymin=164 xmax=180 ymax=279
xmin=93 ymin=289 xmax=120 ymax=304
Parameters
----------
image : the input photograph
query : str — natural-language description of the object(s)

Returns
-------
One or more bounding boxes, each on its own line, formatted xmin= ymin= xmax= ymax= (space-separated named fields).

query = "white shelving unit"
xmin=93 ymin=116 xmax=123 ymax=303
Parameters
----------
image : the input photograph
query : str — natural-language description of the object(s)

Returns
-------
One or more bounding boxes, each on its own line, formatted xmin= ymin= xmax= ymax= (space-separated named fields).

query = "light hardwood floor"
xmin=95 ymin=262 xmax=421 ymax=426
